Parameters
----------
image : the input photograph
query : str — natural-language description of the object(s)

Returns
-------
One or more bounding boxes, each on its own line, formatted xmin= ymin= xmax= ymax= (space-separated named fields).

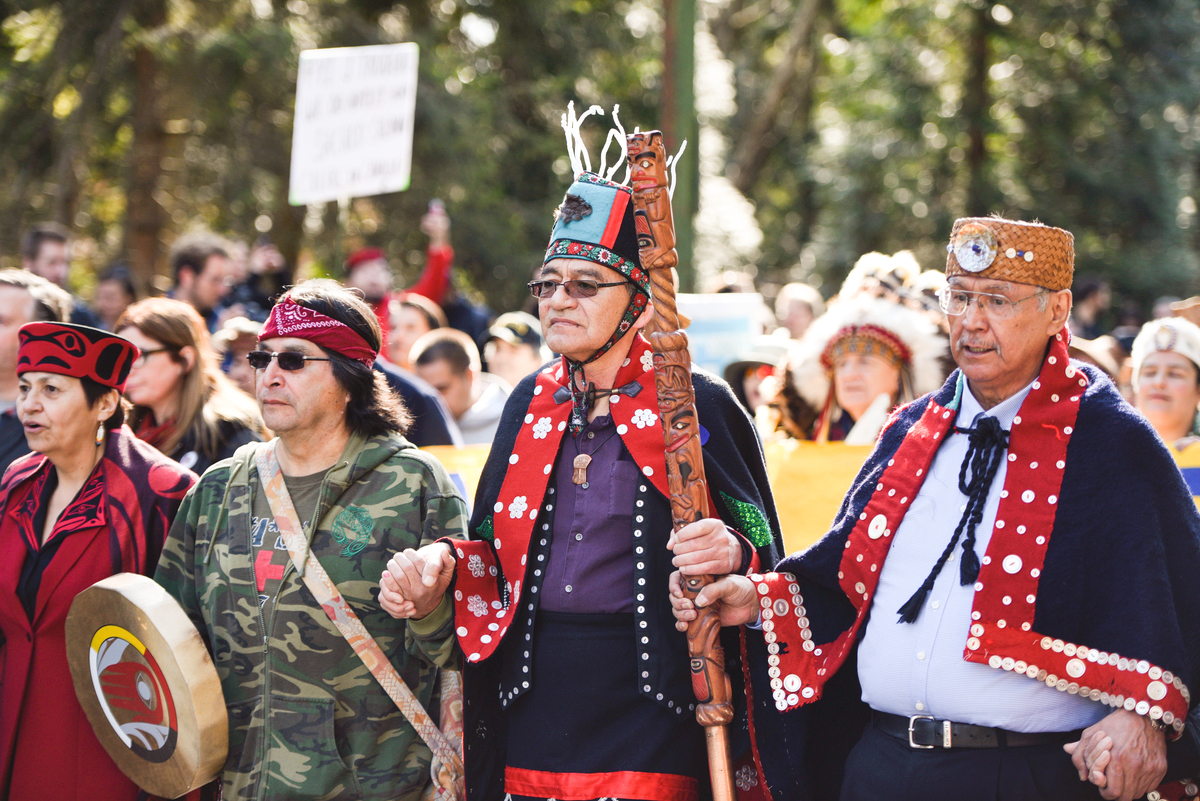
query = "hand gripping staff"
xmin=626 ymin=131 xmax=736 ymax=801
xmin=254 ymin=444 xmax=464 ymax=801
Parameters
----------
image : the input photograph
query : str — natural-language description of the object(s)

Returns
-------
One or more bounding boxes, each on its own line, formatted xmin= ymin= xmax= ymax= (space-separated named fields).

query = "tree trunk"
xmin=51 ymin=0 xmax=134 ymax=226
xmin=727 ymin=0 xmax=824 ymax=197
xmin=123 ymin=0 xmax=167 ymax=291
xmin=963 ymin=3 xmax=991 ymax=217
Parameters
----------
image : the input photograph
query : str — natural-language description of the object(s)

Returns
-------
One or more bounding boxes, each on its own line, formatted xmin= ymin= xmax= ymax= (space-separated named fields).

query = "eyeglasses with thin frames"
xmin=528 ymin=279 xmax=630 ymax=299
xmin=937 ymin=287 xmax=1048 ymax=319
xmin=247 ymin=350 xmax=332 ymax=371
xmin=133 ymin=347 xmax=173 ymax=368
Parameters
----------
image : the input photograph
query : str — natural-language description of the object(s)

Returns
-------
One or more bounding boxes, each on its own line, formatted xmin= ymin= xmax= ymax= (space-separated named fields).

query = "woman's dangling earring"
xmin=95 ymin=423 xmax=105 ymax=446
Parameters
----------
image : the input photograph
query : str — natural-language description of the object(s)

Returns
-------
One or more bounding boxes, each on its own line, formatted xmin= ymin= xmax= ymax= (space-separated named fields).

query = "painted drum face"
xmin=89 ymin=625 xmax=178 ymax=763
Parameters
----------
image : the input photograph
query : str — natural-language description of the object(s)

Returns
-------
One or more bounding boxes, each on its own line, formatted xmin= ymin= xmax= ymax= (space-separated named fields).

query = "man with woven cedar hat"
xmin=379 ymin=111 xmax=784 ymax=801
xmin=155 ymin=281 xmax=467 ymax=801
xmin=0 ymin=322 xmax=196 ymax=801
xmin=673 ymin=217 xmax=1200 ymax=800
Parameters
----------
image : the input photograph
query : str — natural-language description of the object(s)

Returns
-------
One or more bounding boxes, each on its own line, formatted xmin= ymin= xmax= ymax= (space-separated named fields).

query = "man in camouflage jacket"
xmin=156 ymin=281 xmax=467 ymax=801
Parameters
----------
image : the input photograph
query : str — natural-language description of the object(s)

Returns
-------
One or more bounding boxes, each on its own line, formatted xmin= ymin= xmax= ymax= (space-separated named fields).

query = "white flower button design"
xmin=632 ymin=408 xmax=659 ymax=429
xmin=508 ymin=496 xmax=528 ymax=519
xmin=532 ymin=417 xmax=553 ymax=439
xmin=735 ymin=765 xmax=758 ymax=790
xmin=467 ymin=595 xmax=487 ymax=617
xmin=468 ymin=554 xmax=486 ymax=578
xmin=641 ymin=349 xmax=655 ymax=372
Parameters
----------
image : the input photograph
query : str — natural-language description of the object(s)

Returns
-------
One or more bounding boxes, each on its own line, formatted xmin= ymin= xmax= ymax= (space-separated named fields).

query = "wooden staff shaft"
xmin=627 ymin=131 xmax=736 ymax=801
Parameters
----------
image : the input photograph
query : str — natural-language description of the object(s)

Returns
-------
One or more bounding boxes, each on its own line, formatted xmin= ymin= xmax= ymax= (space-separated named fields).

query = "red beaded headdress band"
xmin=259 ymin=297 xmax=377 ymax=367
xmin=820 ymin=324 xmax=913 ymax=372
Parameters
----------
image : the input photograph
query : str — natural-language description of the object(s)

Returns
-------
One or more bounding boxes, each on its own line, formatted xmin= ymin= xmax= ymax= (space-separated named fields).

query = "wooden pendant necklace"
xmin=572 ymin=453 xmax=592 ymax=485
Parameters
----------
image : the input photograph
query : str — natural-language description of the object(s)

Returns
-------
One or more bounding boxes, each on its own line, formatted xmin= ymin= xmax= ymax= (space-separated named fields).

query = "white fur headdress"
xmin=788 ymin=294 xmax=948 ymax=411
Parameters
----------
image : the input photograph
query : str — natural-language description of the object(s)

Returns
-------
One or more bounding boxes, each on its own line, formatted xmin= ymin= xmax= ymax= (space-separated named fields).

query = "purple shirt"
xmin=540 ymin=414 xmax=640 ymax=613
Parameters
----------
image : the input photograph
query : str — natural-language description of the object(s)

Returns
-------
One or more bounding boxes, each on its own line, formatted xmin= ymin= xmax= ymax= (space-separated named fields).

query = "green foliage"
xmin=725 ymin=0 xmax=1200 ymax=310
xmin=0 ymin=0 xmax=1198 ymax=319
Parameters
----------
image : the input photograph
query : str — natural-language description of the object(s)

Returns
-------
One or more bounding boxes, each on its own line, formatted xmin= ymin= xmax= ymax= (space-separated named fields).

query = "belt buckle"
xmin=908 ymin=714 xmax=936 ymax=749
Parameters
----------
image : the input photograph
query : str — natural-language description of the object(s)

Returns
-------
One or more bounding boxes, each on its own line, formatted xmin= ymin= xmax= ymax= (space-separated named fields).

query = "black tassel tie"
xmin=896 ymin=415 xmax=1010 ymax=624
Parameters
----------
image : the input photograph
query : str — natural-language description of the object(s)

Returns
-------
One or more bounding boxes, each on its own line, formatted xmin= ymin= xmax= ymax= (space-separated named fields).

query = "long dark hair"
xmin=282 ymin=281 xmax=410 ymax=437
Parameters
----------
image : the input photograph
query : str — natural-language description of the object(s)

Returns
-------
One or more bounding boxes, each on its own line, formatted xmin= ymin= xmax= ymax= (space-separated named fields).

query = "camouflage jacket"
xmin=155 ymin=432 xmax=467 ymax=801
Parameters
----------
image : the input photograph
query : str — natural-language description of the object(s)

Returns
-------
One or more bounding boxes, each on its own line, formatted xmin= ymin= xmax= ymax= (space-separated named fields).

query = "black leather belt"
xmin=873 ymin=711 xmax=1082 ymax=749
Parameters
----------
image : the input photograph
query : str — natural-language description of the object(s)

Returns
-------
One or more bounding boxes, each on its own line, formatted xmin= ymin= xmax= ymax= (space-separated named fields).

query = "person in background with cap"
xmin=0 ymin=322 xmax=196 ymax=801
xmin=214 ymin=315 xmax=264 ymax=396
xmin=155 ymin=280 xmax=467 ymax=800
xmin=722 ymin=335 xmax=791 ymax=420
xmin=345 ymin=203 xmax=455 ymax=345
xmin=483 ymin=311 xmax=550 ymax=390
xmin=378 ymin=155 xmax=784 ymax=801
xmin=672 ymin=217 xmax=1200 ymax=801
xmin=1131 ymin=318 xmax=1200 ymax=485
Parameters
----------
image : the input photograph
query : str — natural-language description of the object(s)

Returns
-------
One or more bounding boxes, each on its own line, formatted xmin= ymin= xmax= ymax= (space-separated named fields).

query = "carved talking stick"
xmin=626 ymin=131 xmax=736 ymax=801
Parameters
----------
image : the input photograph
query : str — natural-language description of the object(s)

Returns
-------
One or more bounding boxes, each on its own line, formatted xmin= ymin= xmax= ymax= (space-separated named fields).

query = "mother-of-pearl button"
xmin=868 ymin=514 xmax=887 ymax=539
xmin=1148 ymin=680 xmax=1168 ymax=701
xmin=783 ymin=674 xmax=802 ymax=692
xmin=1022 ymin=490 xmax=1035 ymax=503
xmin=1002 ymin=554 xmax=1023 ymax=574
xmin=1066 ymin=659 xmax=1086 ymax=678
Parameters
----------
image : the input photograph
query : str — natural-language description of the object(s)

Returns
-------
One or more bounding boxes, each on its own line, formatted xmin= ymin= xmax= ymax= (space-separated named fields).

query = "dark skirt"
xmin=505 ymin=611 xmax=707 ymax=801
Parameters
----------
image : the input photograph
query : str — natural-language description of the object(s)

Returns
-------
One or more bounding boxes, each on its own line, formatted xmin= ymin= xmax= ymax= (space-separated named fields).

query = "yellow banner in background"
xmin=423 ymin=440 xmax=872 ymax=558
xmin=763 ymin=440 xmax=873 ymax=555
xmin=423 ymin=445 xmax=493 ymax=517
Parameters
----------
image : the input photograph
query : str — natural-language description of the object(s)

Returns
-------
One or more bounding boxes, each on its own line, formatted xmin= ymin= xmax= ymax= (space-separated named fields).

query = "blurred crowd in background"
xmin=10 ymin=197 xmax=1200 ymax=487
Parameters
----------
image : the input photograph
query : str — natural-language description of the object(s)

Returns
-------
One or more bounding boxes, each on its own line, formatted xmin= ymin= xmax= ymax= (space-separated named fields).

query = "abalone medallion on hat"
xmin=1154 ymin=323 xmax=1179 ymax=352
xmin=950 ymin=222 xmax=998 ymax=273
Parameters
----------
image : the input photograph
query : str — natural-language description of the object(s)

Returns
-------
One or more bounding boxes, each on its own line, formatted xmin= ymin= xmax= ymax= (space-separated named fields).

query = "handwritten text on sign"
xmin=289 ymin=43 xmax=419 ymax=205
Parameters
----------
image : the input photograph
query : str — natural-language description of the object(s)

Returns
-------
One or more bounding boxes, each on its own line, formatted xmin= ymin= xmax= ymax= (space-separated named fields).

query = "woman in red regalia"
xmin=0 ymin=322 xmax=196 ymax=801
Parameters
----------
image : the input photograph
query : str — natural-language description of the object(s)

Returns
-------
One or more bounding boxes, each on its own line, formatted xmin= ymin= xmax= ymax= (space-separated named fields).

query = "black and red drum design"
xmin=89 ymin=624 xmax=179 ymax=763
xmin=66 ymin=573 xmax=227 ymax=798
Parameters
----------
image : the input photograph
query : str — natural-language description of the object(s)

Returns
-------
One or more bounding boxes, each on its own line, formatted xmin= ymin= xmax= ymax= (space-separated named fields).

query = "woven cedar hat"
xmin=945 ymin=217 xmax=1074 ymax=291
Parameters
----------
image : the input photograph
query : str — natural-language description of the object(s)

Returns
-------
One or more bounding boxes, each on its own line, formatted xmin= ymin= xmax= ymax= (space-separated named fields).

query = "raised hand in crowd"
xmin=1063 ymin=709 xmax=1168 ymax=801
xmin=379 ymin=541 xmax=455 ymax=619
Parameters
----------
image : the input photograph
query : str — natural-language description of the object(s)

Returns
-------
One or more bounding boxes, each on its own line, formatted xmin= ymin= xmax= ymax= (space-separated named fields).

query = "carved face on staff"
xmin=626 ymin=133 xmax=677 ymax=272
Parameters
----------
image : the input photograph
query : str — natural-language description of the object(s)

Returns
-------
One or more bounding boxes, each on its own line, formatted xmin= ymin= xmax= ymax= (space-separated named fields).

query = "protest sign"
xmin=289 ymin=43 xmax=419 ymax=205
xmin=676 ymin=292 xmax=768 ymax=374
xmin=762 ymin=440 xmax=872 ymax=554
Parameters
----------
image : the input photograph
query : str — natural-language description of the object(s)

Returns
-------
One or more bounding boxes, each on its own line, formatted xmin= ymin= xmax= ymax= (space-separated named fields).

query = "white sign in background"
xmin=289 ymin=43 xmax=420 ymax=206
xmin=676 ymin=292 xmax=768 ymax=375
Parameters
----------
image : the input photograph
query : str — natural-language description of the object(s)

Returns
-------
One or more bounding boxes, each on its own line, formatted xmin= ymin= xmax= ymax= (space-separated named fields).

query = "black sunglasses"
xmin=527 ymin=279 xmax=630 ymax=299
xmin=247 ymin=350 xmax=332 ymax=371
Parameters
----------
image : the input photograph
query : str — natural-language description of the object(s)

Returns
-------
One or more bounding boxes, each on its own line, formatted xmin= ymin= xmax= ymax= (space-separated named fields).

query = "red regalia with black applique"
xmin=741 ymin=330 xmax=1200 ymax=801
xmin=444 ymin=333 xmax=785 ymax=801
xmin=0 ymin=427 xmax=196 ymax=801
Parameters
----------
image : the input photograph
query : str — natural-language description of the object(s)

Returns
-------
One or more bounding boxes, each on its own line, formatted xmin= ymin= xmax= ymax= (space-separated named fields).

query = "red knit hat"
xmin=344 ymin=247 xmax=386 ymax=274
xmin=17 ymin=322 xmax=140 ymax=392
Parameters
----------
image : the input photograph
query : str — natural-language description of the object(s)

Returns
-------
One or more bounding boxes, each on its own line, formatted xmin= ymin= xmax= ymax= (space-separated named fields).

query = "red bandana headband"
xmin=259 ymin=297 xmax=377 ymax=367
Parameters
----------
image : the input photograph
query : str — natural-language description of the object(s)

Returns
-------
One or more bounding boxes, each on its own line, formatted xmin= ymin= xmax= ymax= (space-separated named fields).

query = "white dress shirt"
xmin=857 ymin=377 xmax=1106 ymax=732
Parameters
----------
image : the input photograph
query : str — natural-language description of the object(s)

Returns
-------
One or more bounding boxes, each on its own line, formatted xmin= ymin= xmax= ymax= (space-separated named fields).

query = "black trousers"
xmin=839 ymin=718 xmax=1100 ymax=801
